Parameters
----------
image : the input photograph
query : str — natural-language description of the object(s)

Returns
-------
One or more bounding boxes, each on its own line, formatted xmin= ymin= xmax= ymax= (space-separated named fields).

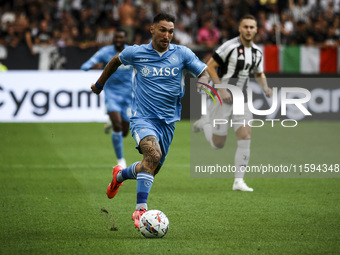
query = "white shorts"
xmin=209 ymin=103 xmax=253 ymax=136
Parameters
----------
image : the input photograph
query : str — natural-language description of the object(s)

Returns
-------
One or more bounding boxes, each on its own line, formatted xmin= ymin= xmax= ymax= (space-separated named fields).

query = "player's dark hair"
xmin=153 ymin=13 xmax=176 ymax=24
xmin=240 ymin=14 xmax=257 ymax=23
xmin=115 ymin=28 xmax=127 ymax=37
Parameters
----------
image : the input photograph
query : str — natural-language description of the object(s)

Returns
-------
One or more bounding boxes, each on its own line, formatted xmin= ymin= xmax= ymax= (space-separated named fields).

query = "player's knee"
xmin=122 ymin=130 xmax=129 ymax=137
xmin=112 ymin=122 xmax=123 ymax=132
xmin=211 ymin=136 xmax=226 ymax=149
xmin=211 ymin=140 xmax=224 ymax=149
xmin=238 ymin=133 xmax=251 ymax=140
xmin=140 ymin=136 xmax=162 ymax=170
xmin=153 ymin=149 xmax=162 ymax=164
xmin=242 ymin=135 xmax=251 ymax=140
xmin=236 ymin=126 xmax=251 ymax=140
xmin=144 ymin=148 xmax=162 ymax=166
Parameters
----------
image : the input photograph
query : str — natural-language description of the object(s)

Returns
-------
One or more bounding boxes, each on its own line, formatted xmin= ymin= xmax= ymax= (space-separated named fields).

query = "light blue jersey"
xmin=119 ymin=41 xmax=207 ymax=124
xmin=81 ymin=44 xmax=133 ymax=96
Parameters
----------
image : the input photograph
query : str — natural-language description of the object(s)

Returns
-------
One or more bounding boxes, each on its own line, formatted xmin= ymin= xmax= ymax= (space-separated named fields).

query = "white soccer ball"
xmin=139 ymin=210 xmax=169 ymax=238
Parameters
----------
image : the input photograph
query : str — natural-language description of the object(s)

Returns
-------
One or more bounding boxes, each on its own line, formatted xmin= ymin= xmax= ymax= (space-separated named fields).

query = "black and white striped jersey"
xmin=212 ymin=36 xmax=263 ymax=102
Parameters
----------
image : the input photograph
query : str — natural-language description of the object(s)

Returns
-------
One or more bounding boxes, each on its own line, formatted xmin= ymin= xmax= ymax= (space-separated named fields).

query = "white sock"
xmin=234 ymin=140 xmax=251 ymax=179
xmin=234 ymin=177 xmax=243 ymax=183
xmin=136 ymin=203 xmax=147 ymax=211
xmin=203 ymin=123 xmax=212 ymax=143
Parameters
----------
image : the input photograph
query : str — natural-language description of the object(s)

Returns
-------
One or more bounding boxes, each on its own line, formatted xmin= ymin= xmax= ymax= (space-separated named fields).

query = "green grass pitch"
xmin=0 ymin=121 xmax=339 ymax=254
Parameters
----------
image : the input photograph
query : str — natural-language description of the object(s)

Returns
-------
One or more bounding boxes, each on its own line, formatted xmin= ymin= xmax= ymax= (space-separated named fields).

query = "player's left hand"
xmin=91 ymin=83 xmax=102 ymax=95
xmin=196 ymin=76 xmax=209 ymax=92
xmin=264 ymin=87 xmax=272 ymax=98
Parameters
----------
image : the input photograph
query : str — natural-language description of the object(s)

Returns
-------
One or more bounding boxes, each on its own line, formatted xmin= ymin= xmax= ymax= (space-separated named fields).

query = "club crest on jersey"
xmin=170 ymin=55 xmax=178 ymax=62
xmin=239 ymin=48 xmax=243 ymax=54
xmin=140 ymin=66 xmax=151 ymax=77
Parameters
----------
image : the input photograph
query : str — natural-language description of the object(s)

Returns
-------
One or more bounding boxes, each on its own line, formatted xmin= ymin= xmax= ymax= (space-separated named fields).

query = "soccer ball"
xmin=139 ymin=210 xmax=169 ymax=238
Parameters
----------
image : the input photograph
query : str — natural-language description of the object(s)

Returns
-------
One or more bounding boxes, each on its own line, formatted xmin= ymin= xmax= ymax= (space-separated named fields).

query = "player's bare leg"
xmin=233 ymin=125 xmax=253 ymax=192
xmin=122 ymin=120 xmax=130 ymax=137
xmin=201 ymin=121 xmax=227 ymax=149
xmin=135 ymin=135 xmax=162 ymax=175
xmin=212 ymin=134 xmax=227 ymax=149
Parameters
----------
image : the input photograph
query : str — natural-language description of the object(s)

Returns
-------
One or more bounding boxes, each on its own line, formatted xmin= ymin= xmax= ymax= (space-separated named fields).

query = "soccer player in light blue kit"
xmin=91 ymin=13 xmax=208 ymax=229
xmin=81 ymin=28 xmax=133 ymax=169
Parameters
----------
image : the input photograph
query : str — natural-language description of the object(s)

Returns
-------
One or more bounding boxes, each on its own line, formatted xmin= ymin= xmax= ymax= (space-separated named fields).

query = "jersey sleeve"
xmin=182 ymin=46 xmax=207 ymax=77
xmin=118 ymin=45 xmax=135 ymax=65
xmin=253 ymin=50 xmax=264 ymax=73
xmin=81 ymin=49 xmax=104 ymax=71
xmin=214 ymin=41 xmax=233 ymax=64
xmin=81 ymin=59 xmax=96 ymax=71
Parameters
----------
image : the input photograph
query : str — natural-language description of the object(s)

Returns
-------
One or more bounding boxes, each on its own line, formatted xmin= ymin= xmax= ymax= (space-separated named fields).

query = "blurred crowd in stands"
xmin=0 ymin=0 xmax=339 ymax=54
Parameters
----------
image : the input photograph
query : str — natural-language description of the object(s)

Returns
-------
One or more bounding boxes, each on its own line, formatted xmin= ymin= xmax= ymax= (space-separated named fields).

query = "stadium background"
xmin=1 ymin=0 xmax=340 ymax=121
xmin=1 ymin=0 xmax=340 ymax=73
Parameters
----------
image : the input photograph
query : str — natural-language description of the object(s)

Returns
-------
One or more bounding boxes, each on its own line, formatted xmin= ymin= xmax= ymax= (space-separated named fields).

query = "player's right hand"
xmin=91 ymin=83 xmax=102 ymax=95
xmin=218 ymin=88 xmax=232 ymax=104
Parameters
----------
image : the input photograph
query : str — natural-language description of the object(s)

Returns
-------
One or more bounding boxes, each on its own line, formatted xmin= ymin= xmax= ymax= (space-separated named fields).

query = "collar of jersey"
xmin=147 ymin=41 xmax=174 ymax=51
xmin=237 ymin=36 xmax=253 ymax=47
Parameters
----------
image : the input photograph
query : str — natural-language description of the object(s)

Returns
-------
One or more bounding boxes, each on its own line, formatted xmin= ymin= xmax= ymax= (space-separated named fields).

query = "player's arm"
xmin=254 ymin=72 xmax=272 ymax=98
xmin=206 ymin=57 xmax=232 ymax=103
xmin=81 ymin=60 xmax=103 ymax=71
xmin=81 ymin=50 xmax=104 ymax=71
xmin=91 ymin=54 xmax=122 ymax=95
xmin=197 ymin=69 xmax=210 ymax=90
xmin=92 ymin=63 xmax=104 ymax=69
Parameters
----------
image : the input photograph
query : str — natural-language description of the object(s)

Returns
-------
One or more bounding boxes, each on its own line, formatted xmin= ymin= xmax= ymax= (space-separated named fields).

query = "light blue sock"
xmin=111 ymin=130 xmax=123 ymax=160
xmin=136 ymin=172 xmax=154 ymax=210
xmin=116 ymin=161 xmax=139 ymax=183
